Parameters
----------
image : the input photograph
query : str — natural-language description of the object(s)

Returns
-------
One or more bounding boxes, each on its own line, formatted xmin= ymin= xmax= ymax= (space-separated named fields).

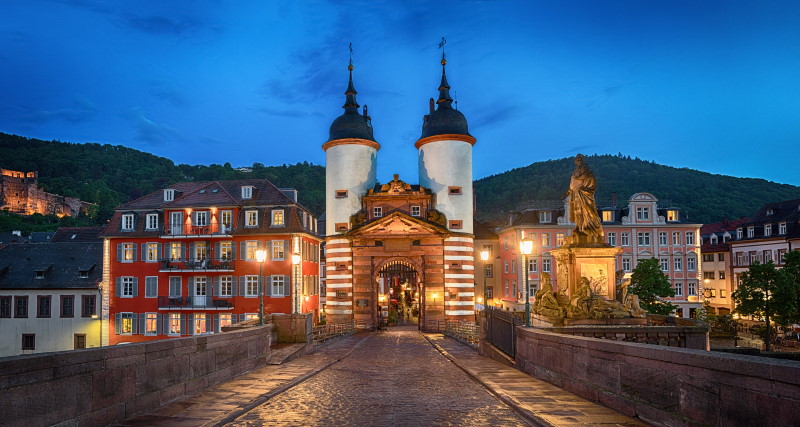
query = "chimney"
xmin=611 ymin=192 xmax=617 ymax=207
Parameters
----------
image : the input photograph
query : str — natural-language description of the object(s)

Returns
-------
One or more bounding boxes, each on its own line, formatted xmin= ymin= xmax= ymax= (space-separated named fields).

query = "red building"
xmin=101 ymin=179 xmax=321 ymax=345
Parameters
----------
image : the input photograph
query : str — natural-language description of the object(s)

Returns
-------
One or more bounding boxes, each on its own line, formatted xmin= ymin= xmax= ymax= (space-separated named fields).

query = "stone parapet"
xmin=515 ymin=327 xmax=800 ymax=426
xmin=0 ymin=326 xmax=271 ymax=427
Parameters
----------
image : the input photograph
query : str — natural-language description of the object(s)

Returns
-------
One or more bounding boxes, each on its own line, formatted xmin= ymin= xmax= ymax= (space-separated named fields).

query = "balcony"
xmin=158 ymin=296 xmax=234 ymax=310
xmin=162 ymin=224 xmax=235 ymax=238
xmin=159 ymin=259 xmax=235 ymax=272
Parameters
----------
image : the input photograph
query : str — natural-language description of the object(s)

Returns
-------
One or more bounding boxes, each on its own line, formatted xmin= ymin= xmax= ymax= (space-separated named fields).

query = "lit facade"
xmin=700 ymin=219 xmax=748 ymax=314
xmin=497 ymin=193 xmax=703 ymax=317
xmin=101 ymin=180 xmax=321 ymax=345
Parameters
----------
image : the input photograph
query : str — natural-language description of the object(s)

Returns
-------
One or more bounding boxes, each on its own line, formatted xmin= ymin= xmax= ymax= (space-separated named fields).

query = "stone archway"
xmin=374 ymin=257 xmax=425 ymax=328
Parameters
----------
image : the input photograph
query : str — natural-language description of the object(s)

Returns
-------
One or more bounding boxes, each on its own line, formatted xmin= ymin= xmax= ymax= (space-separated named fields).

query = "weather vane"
xmin=348 ymin=42 xmax=354 ymax=70
xmin=439 ymin=37 xmax=447 ymax=63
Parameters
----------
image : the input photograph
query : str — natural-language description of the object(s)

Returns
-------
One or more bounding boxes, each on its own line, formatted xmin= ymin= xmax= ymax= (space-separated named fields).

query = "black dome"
xmin=328 ymin=111 xmax=376 ymax=142
xmin=420 ymin=106 xmax=470 ymax=139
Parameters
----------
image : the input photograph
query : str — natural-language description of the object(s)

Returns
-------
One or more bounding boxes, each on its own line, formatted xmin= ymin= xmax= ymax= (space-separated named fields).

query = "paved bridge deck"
xmin=119 ymin=326 xmax=645 ymax=426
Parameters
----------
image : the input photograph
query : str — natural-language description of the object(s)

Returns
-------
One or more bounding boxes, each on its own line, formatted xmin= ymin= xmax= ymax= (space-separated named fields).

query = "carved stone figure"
xmin=427 ymin=209 xmax=447 ymax=226
xmin=624 ymin=293 xmax=647 ymax=318
xmin=615 ymin=269 xmax=629 ymax=304
xmin=532 ymin=273 xmax=566 ymax=319
xmin=564 ymin=154 xmax=603 ymax=244
xmin=567 ymin=277 xmax=592 ymax=318
xmin=349 ymin=209 xmax=367 ymax=228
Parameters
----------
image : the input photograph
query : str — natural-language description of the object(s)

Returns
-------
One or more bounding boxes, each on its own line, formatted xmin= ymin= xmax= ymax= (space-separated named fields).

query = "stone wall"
xmin=541 ymin=325 xmax=709 ymax=350
xmin=0 ymin=326 xmax=270 ymax=427
xmin=515 ymin=327 xmax=800 ymax=426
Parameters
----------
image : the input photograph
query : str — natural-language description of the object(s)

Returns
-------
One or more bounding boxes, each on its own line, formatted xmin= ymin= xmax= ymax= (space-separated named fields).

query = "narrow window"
xmin=246 ymin=210 xmax=258 ymax=227
xmin=81 ymin=295 xmax=96 ymax=317
xmin=121 ymin=214 xmax=134 ymax=231
xmin=37 ymin=295 xmax=51 ymax=318
xmin=0 ymin=296 xmax=10 ymax=318
xmin=335 ymin=190 xmax=348 ymax=198
xmin=146 ymin=213 xmax=159 ymax=230
xmin=449 ymin=220 xmax=463 ymax=229
xmin=335 ymin=223 xmax=349 ymax=232
xmin=242 ymin=186 xmax=253 ymax=199
xmin=448 ymin=186 xmax=462 ymax=195
xmin=164 ymin=189 xmax=175 ymax=201
xmin=145 ymin=313 xmax=158 ymax=335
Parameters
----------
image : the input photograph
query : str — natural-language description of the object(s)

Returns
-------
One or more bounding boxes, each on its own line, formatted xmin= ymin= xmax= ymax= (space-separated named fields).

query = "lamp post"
xmin=292 ymin=253 xmax=301 ymax=314
xmin=520 ymin=238 xmax=534 ymax=327
xmin=255 ymin=249 xmax=268 ymax=325
xmin=480 ymin=249 xmax=489 ymax=310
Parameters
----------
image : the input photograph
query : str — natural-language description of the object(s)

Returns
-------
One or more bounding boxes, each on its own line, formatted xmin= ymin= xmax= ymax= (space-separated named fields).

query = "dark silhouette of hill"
xmin=475 ymin=154 xmax=800 ymax=224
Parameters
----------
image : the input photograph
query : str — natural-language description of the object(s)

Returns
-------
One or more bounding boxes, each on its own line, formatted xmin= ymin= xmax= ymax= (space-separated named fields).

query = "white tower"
xmin=323 ymin=64 xmax=380 ymax=236
xmin=417 ymin=57 xmax=475 ymax=234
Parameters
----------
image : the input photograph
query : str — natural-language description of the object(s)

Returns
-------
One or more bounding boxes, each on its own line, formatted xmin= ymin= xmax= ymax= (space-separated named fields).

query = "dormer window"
xmin=779 ymin=222 xmax=787 ymax=235
xmin=242 ymin=186 xmax=254 ymax=199
xmin=602 ymin=211 xmax=613 ymax=222
xmin=737 ymin=228 xmax=743 ymax=239
xmin=271 ymin=209 xmax=285 ymax=226
xmin=245 ymin=210 xmax=258 ymax=227
xmin=765 ymin=224 xmax=772 ymax=237
xmin=121 ymin=214 xmax=134 ymax=231
xmin=667 ymin=210 xmax=678 ymax=222
xmin=35 ymin=271 xmax=45 ymax=279
xmin=539 ymin=211 xmax=552 ymax=223
xmin=747 ymin=227 xmax=754 ymax=238
xmin=146 ymin=213 xmax=159 ymax=230
xmin=636 ymin=207 xmax=650 ymax=221
xmin=164 ymin=189 xmax=175 ymax=202
xmin=766 ymin=209 xmax=774 ymax=215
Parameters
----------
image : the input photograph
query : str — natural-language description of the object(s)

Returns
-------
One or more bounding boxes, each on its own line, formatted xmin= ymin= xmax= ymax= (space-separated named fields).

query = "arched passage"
xmin=375 ymin=258 xmax=422 ymax=326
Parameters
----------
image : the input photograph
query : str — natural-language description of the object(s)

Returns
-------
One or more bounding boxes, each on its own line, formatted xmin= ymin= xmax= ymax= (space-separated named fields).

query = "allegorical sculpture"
xmin=563 ymin=154 xmax=604 ymax=245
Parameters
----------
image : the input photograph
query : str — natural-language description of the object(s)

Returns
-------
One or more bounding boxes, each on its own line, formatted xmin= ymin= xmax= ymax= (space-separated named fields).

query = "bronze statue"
xmin=532 ymin=273 xmax=566 ymax=319
xmin=564 ymin=154 xmax=603 ymax=244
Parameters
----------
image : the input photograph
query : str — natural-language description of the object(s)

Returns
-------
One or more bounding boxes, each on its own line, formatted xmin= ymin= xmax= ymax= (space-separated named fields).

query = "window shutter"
xmin=239 ymin=276 xmax=246 ymax=297
xmin=180 ymin=314 xmax=186 ymax=335
xmin=157 ymin=314 xmax=165 ymax=335
xmin=180 ymin=242 xmax=186 ymax=260
xmin=285 ymin=275 xmax=291 ymax=297
xmin=240 ymin=242 xmax=246 ymax=260
xmin=115 ymin=277 xmax=122 ymax=297
xmin=205 ymin=279 xmax=212 ymax=300
xmin=231 ymin=278 xmax=238 ymax=296
xmin=116 ymin=244 xmax=122 ymax=261
xmin=265 ymin=276 xmax=272 ymax=296
xmin=239 ymin=313 xmax=246 ymax=323
xmin=214 ymin=276 xmax=220 ymax=296
xmin=115 ymin=313 xmax=121 ymax=334
xmin=206 ymin=314 xmax=211 ymax=331
xmin=188 ymin=277 xmax=195 ymax=296
xmin=214 ymin=314 xmax=220 ymax=333
xmin=231 ymin=243 xmax=237 ymax=259
xmin=157 ymin=243 xmax=163 ymax=261
xmin=188 ymin=314 xmax=195 ymax=335
xmin=132 ymin=278 xmax=139 ymax=297
xmin=138 ymin=314 xmax=145 ymax=334
xmin=190 ymin=242 xmax=196 ymax=261
xmin=132 ymin=244 xmax=138 ymax=262
xmin=141 ymin=244 xmax=147 ymax=262
xmin=265 ymin=241 xmax=272 ymax=259
xmin=214 ymin=242 xmax=221 ymax=260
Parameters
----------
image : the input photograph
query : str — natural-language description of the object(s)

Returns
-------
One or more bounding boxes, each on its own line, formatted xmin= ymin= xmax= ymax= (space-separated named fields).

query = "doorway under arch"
xmin=376 ymin=259 xmax=422 ymax=327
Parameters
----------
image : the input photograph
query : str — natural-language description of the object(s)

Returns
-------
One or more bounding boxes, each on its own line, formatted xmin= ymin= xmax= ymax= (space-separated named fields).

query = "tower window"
xmin=411 ymin=206 xmax=421 ymax=217
xmin=373 ymin=207 xmax=383 ymax=218
xmin=448 ymin=186 xmax=462 ymax=195
xmin=449 ymin=220 xmax=463 ymax=229
xmin=335 ymin=223 xmax=348 ymax=232
xmin=336 ymin=190 xmax=348 ymax=198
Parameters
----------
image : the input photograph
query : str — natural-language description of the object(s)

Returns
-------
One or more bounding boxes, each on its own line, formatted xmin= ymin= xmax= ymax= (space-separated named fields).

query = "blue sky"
xmin=2 ymin=0 xmax=799 ymax=185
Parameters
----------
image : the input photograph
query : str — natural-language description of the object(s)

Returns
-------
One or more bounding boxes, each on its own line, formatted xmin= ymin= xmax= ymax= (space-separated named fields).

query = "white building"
xmin=0 ymin=242 xmax=103 ymax=356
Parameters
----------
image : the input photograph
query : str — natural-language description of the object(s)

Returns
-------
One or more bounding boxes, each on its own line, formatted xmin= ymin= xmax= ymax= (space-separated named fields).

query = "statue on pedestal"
xmin=564 ymin=154 xmax=603 ymax=245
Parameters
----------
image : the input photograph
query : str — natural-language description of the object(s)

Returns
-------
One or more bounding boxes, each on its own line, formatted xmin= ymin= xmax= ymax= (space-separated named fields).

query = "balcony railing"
xmin=163 ymin=224 xmax=235 ymax=237
xmin=160 ymin=259 xmax=235 ymax=271
xmin=157 ymin=296 xmax=234 ymax=309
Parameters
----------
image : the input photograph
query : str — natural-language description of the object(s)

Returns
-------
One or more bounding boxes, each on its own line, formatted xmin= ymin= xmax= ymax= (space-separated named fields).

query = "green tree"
xmin=628 ymin=257 xmax=679 ymax=315
xmin=732 ymin=260 xmax=797 ymax=351
xmin=782 ymin=250 xmax=800 ymax=326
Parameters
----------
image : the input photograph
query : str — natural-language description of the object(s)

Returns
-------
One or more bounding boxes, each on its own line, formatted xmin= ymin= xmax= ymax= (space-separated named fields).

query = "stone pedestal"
xmin=551 ymin=245 xmax=621 ymax=300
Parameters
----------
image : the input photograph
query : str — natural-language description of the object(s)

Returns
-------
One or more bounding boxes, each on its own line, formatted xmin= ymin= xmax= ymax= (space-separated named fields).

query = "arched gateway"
xmin=322 ymin=57 xmax=477 ymax=329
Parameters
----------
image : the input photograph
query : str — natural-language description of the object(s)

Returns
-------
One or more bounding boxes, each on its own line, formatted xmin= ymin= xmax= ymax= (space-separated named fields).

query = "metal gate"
xmin=486 ymin=307 xmax=522 ymax=357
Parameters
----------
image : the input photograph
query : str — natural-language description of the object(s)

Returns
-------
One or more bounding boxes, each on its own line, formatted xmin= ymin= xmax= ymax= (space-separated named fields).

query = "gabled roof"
xmin=731 ymin=199 xmax=800 ymax=243
xmin=347 ymin=210 xmax=451 ymax=237
xmin=117 ymin=179 xmax=297 ymax=210
xmin=0 ymin=242 xmax=102 ymax=290
xmin=29 ymin=232 xmax=55 ymax=243
xmin=473 ymin=220 xmax=497 ymax=239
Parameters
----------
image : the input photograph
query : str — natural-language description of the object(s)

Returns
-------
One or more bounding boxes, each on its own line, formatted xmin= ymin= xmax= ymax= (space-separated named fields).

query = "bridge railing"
xmin=312 ymin=321 xmax=357 ymax=344
xmin=485 ymin=306 xmax=522 ymax=357
xmin=424 ymin=319 xmax=479 ymax=348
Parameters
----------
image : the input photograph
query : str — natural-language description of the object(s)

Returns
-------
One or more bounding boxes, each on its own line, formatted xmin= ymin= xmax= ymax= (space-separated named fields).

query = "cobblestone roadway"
xmin=229 ymin=326 xmax=528 ymax=426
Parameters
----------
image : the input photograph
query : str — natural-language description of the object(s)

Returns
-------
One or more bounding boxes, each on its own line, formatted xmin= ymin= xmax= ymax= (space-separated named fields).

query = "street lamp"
xmin=480 ymin=249 xmax=489 ymax=311
xmin=255 ymin=249 xmax=268 ymax=325
xmin=519 ymin=238 xmax=534 ymax=327
xmin=292 ymin=252 xmax=301 ymax=314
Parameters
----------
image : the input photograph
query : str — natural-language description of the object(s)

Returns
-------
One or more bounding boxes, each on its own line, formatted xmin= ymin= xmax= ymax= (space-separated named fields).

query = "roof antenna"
xmin=454 ymin=91 xmax=458 ymax=110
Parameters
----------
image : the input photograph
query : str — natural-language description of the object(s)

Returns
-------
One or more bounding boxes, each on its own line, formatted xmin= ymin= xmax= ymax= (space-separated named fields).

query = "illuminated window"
xmin=667 ymin=210 xmax=679 ymax=221
xmin=271 ymin=275 xmax=285 ymax=296
xmin=219 ymin=276 xmax=233 ymax=297
xmin=556 ymin=233 xmax=564 ymax=246
xmin=121 ymin=243 xmax=135 ymax=262
xmin=145 ymin=243 xmax=159 ymax=262
xmin=145 ymin=313 xmax=158 ymax=335
xmin=602 ymin=211 xmax=613 ymax=222
xmin=335 ymin=223 xmax=348 ymax=231
xmin=220 ymin=210 xmax=233 ymax=230
xmin=272 ymin=240 xmax=285 ymax=260
xmin=272 ymin=209 xmax=285 ymax=226
xmin=673 ymin=232 xmax=681 ymax=245
xmin=542 ymin=233 xmax=550 ymax=247
xmin=169 ymin=242 xmax=182 ymax=261
xmin=219 ymin=313 xmax=233 ymax=331
xmin=245 ymin=240 xmax=258 ymax=261
xmin=246 ymin=210 xmax=258 ymax=227
xmin=194 ymin=241 xmax=208 ymax=261
xmin=169 ymin=313 xmax=182 ymax=335
xmin=120 ymin=313 xmax=134 ymax=334
xmin=220 ymin=241 xmax=233 ymax=261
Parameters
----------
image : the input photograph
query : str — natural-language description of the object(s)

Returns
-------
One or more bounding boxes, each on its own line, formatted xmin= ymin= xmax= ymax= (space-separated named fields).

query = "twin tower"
xmin=322 ymin=58 xmax=477 ymax=235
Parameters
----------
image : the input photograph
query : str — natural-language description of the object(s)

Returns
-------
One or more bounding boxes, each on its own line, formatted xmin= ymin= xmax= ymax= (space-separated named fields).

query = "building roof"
xmin=0 ymin=242 xmax=102 ymax=290
xmin=700 ymin=218 xmax=749 ymax=253
xmin=420 ymin=60 xmax=471 ymax=139
xmin=0 ymin=232 xmax=25 ymax=244
xmin=327 ymin=66 xmax=376 ymax=143
xmin=28 ymin=231 xmax=55 ymax=243
xmin=51 ymin=227 xmax=104 ymax=242
xmin=731 ymin=199 xmax=800 ymax=243
xmin=473 ymin=220 xmax=497 ymax=240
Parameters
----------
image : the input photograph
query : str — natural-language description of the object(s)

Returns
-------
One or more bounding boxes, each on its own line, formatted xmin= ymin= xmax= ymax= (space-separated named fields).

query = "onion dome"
xmin=420 ymin=58 xmax=471 ymax=139
xmin=327 ymin=64 xmax=376 ymax=142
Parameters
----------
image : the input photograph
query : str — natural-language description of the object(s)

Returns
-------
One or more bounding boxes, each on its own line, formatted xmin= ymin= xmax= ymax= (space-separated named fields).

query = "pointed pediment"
xmin=349 ymin=211 xmax=449 ymax=237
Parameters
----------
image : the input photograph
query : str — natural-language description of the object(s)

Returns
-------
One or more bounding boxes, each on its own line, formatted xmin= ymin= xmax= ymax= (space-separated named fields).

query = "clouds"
xmin=131 ymin=109 xmax=181 ymax=146
xmin=15 ymin=98 xmax=99 ymax=127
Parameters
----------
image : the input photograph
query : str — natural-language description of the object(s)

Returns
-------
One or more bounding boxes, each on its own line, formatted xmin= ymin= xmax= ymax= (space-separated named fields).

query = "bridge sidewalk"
xmin=424 ymin=333 xmax=648 ymax=427
xmin=116 ymin=333 xmax=372 ymax=427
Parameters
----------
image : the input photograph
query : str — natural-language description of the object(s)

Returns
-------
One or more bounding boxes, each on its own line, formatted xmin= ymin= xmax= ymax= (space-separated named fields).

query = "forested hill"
xmin=0 ymin=133 xmax=325 ymax=221
xmin=475 ymin=154 xmax=800 ymax=224
xmin=3 ymin=133 xmax=800 ymax=228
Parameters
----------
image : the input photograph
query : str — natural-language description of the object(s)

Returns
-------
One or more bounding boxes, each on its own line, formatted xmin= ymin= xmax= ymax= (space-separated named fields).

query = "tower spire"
xmin=343 ymin=42 xmax=359 ymax=112
xmin=437 ymin=37 xmax=453 ymax=108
